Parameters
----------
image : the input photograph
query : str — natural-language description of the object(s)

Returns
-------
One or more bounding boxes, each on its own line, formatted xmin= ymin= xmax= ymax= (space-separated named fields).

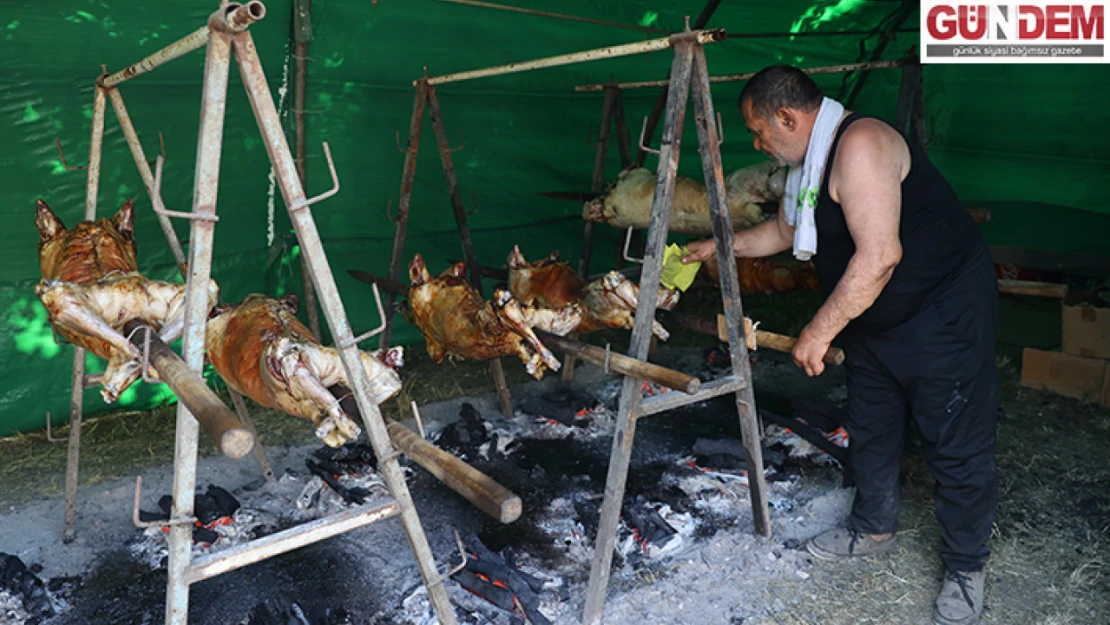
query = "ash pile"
xmin=128 ymin=443 xmax=396 ymax=572
xmin=0 ymin=554 xmax=75 ymax=625
xmin=392 ymin=351 xmax=853 ymax=624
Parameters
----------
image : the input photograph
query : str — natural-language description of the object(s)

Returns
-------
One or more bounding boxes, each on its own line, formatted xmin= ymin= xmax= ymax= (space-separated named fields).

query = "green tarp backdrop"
xmin=2 ymin=0 xmax=1108 ymax=435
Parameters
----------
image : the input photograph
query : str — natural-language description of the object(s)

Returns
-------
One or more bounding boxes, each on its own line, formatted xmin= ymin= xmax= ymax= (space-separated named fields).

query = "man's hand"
xmin=681 ymin=238 xmax=716 ymax=264
xmin=792 ymin=324 xmax=831 ymax=377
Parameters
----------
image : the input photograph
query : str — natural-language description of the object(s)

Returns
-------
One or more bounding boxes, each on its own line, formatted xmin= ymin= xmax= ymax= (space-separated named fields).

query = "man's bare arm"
xmin=803 ymin=124 xmax=906 ymax=344
xmin=681 ymin=200 xmax=794 ymax=263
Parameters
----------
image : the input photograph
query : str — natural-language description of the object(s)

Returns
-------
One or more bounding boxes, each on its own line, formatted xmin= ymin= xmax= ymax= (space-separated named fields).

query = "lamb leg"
xmin=491 ymin=289 xmax=560 ymax=372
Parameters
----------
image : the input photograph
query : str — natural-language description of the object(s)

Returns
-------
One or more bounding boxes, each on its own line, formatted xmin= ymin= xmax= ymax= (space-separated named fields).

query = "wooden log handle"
xmin=331 ymin=387 xmax=522 ymax=524
xmin=997 ymin=279 xmax=1068 ymax=298
xmin=123 ymin=320 xmax=254 ymax=459
xmin=714 ymin=314 xmax=846 ymax=366
xmin=534 ymin=329 xmax=701 ymax=394
xmin=386 ymin=420 xmax=522 ymax=524
xmin=755 ymin=329 xmax=846 ymax=366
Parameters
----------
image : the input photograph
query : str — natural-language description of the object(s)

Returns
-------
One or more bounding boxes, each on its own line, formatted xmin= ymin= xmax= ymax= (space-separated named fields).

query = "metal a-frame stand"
xmin=56 ymin=3 xmax=458 ymax=624
xmin=580 ymin=30 xmax=771 ymax=625
xmin=380 ymin=78 xmax=517 ymax=419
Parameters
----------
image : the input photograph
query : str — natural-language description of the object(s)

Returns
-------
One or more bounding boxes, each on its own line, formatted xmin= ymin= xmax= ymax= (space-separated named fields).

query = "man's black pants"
xmin=841 ymin=251 xmax=999 ymax=573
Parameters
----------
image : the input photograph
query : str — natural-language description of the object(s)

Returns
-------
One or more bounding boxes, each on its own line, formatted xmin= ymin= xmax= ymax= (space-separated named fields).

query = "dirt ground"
xmin=0 ymin=288 xmax=1108 ymax=625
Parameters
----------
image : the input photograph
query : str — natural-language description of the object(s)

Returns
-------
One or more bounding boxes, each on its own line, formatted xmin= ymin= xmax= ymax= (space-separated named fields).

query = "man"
xmin=682 ymin=65 xmax=999 ymax=625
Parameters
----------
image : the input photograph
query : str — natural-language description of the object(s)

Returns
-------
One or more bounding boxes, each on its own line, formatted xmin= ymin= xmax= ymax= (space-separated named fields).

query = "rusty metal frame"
xmin=58 ymin=3 xmax=459 ymax=624
xmin=580 ymin=30 xmax=770 ymax=625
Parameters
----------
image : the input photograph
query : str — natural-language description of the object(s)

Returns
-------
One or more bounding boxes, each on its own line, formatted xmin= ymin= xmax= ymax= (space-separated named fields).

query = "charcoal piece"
xmin=502 ymin=547 xmax=546 ymax=594
xmin=305 ymin=460 xmax=371 ymax=505
xmin=0 ymin=553 xmax=55 ymax=620
xmin=436 ymin=403 xmax=490 ymax=454
xmin=205 ymin=485 xmax=240 ymax=518
xmin=313 ymin=441 xmax=378 ymax=472
xmin=193 ymin=526 xmax=219 ymax=545
xmin=758 ymin=408 xmax=852 ymax=486
xmin=459 ymin=534 xmax=552 ymax=625
xmin=621 ymin=497 xmax=676 ymax=545
xmin=246 ymin=598 xmax=351 ymax=625
xmin=571 ymin=495 xmax=600 ymax=538
xmin=517 ymin=389 xmax=599 ymax=427
xmin=789 ymin=396 xmax=847 ymax=432
xmin=145 ymin=485 xmax=240 ymax=526
xmin=453 ymin=570 xmax=517 ymax=612
xmin=692 ymin=438 xmax=786 ymax=470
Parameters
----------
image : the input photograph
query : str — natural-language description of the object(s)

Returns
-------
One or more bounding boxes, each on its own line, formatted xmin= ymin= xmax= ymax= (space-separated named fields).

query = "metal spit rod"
xmin=420 ymin=28 xmax=725 ymax=86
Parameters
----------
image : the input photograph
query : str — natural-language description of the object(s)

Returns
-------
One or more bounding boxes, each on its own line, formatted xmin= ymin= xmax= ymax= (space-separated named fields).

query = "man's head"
xmin=738 ymin=65 xmax=824 ymax=167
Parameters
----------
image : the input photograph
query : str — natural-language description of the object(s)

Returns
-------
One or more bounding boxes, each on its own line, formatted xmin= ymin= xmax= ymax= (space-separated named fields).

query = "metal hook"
xmin=151 ymin=154 xmax=219 ymax=222
xmin=54 ymin=136 xmax=87 ymax=171
xmin=410 ymin=400 xmax=427 ymax=440
xmin=338 ymin=282 xmax=387 ymax=348
xmin=429 ymin=528 xmax=470 ymax=588
xmin=638 ymin=117 xmax=661 ymax=156
xmin=446 ymin=130 xmax=464 ymax=153
xmin=385 ymin=198 xmax=397 ymax=222
xmin=622 ymin=226 xmax=644 ymax=264
xmin=395 ymin=130 xmax=414 ymax=154
xmin=124 ymin=324 xmax=162 ymax=385
xmin=586 ymin=123 xmax=596 ymax=147
xmin=145 ymin=131 xmax=167 ymax=168
xmin=715 ymin=111 xmax=725 ymax=144
xmin=132 ymin=475 xmax=198 ymax=529
xmin=297 ymin=141 xmax=341 ymax=210
xmin=468 ymin=192 xmax=479 ymax=216
xmin=45 ymin=412 xmax=67 ymax=443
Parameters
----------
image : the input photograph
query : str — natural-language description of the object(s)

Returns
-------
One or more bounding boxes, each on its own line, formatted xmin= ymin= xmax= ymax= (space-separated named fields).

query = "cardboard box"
xmin=1062 ymin=292 xmax=1110 ymax=360
xmin=1020 ymin=347 xmax=1109 ymax=406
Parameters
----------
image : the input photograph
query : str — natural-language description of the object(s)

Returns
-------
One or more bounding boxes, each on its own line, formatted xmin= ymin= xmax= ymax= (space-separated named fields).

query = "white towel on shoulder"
xmin=782 ymin=97 xmax=845 ymax=261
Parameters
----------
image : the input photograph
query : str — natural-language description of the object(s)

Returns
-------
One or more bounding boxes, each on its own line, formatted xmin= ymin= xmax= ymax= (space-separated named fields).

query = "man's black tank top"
xmin=812 ymin=112 xmax=989 ymax=333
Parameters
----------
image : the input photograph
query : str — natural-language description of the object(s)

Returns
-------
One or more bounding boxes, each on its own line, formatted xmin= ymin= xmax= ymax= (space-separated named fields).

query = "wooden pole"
xmin=633 ymin=0 xmax=724 ymax=168
xmin=427 ymin=85 xmax=515 ymax=418
xmin=690 ymin=45 xmax=771 ymax=537
xmin=121 ymin=321 xmax=253 ymax=459
xmin=997 ymin=279 xmax=1068 ymax=298
xmin=537 ymin=330 xmax=700 ymax=394
xmin=583 ymin=38 xmax=695 ymax=625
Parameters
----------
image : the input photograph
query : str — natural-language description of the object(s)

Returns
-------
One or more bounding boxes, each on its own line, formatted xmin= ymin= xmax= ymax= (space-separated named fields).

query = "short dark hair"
xmin=738 ymin=65 xmax=824 ymax=121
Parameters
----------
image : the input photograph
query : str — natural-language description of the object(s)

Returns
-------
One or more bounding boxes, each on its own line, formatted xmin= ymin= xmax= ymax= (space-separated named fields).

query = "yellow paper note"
xmin=660 ymin=244 xmax=701 ymax=291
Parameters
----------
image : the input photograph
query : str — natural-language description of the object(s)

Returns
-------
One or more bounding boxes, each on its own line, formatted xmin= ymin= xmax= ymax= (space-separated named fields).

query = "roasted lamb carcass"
xmin=34 ymin=198 xmax=218 ymax=403
xmin=699 ymin=254 xmax=822 ymax=295
xmin=581 ymin=162 xmax=785 ymax=235
xmin=506 ymin=245 xmax=679 ymax=340
xmin=407 ymin=254 xmax=571 ymax=379
xmin=205 ymin=293 xmax=404 ymax=448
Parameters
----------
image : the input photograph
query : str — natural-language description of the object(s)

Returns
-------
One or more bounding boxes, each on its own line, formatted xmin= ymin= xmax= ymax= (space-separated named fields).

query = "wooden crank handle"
xmin=753 ymin=328 xmax=846 ymax=366
xmin=331 ymin=387 xmax=522 ymax=524
xmin=123 ymin=320 xmax=255 ymax=459
xmin=386 ymin=420 xmax=522 ymax=524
